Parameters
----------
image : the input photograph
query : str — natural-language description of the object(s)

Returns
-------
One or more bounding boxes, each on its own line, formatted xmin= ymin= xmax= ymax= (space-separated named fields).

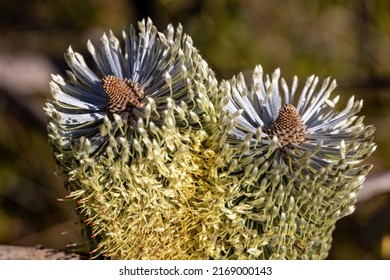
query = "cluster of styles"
xmin=45 ymin=19 xmax=376 ymax=259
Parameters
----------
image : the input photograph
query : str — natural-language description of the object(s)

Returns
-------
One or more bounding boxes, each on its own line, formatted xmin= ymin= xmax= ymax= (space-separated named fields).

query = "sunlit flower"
xmin=215 ymin=65 xmax=376 ymax=259
xmin=45 ymin=18 xmax=214 ymax=170
xmin=225 ymin=65 xmax=375 ymax=170
xmin=44 ymin=18 xmax=220 ymax=259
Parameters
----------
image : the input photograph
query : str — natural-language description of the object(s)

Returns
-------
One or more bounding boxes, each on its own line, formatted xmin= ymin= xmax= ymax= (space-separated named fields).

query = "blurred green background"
xmin=0 ymin=0 xmax=389 ymax=259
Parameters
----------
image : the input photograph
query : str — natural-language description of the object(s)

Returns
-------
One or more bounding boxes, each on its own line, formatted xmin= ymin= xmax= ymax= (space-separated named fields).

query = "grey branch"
xmin=0 ymin=245 xmax=81 ymax=260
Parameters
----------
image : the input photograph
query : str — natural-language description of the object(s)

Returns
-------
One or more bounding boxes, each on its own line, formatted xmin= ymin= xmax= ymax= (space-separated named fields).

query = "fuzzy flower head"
xmin=215 ymin=65 xmax=376 ymax=259
xmin=225 ymin=65 xmax=375 ymax=168
xmin=44 ymin=18 xmax=220 ymax=259
xmin=45 ymin=18 xmax=215 ymax=172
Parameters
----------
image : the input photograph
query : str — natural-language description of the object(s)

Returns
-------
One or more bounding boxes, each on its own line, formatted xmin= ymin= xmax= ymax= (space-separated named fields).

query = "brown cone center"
xmin=102 ymin=75 xmax=145 ymax=115
xmin=268 ymin=104 xmax=307 ymax=147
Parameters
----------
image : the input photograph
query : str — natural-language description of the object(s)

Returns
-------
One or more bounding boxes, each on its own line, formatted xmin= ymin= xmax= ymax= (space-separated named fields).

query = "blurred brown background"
xmin=0 ymin=0 xmax=389 ymax=259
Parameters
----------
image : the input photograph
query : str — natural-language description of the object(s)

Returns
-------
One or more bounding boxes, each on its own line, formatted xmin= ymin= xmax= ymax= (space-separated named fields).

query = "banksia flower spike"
xmin=45 ymin=18 xmax=220 ymax=259
xmin=215 ymin=65 xmax=376 ymax=259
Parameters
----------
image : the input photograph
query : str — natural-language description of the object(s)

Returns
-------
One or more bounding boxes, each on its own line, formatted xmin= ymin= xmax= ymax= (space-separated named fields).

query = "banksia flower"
xmin=44 ymin=18 xmax=220 ymax=259
xmin=213 ymin=65 xmax=376 ymax=259
xmin=45 ymin=18 xmax=216 ymax=172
